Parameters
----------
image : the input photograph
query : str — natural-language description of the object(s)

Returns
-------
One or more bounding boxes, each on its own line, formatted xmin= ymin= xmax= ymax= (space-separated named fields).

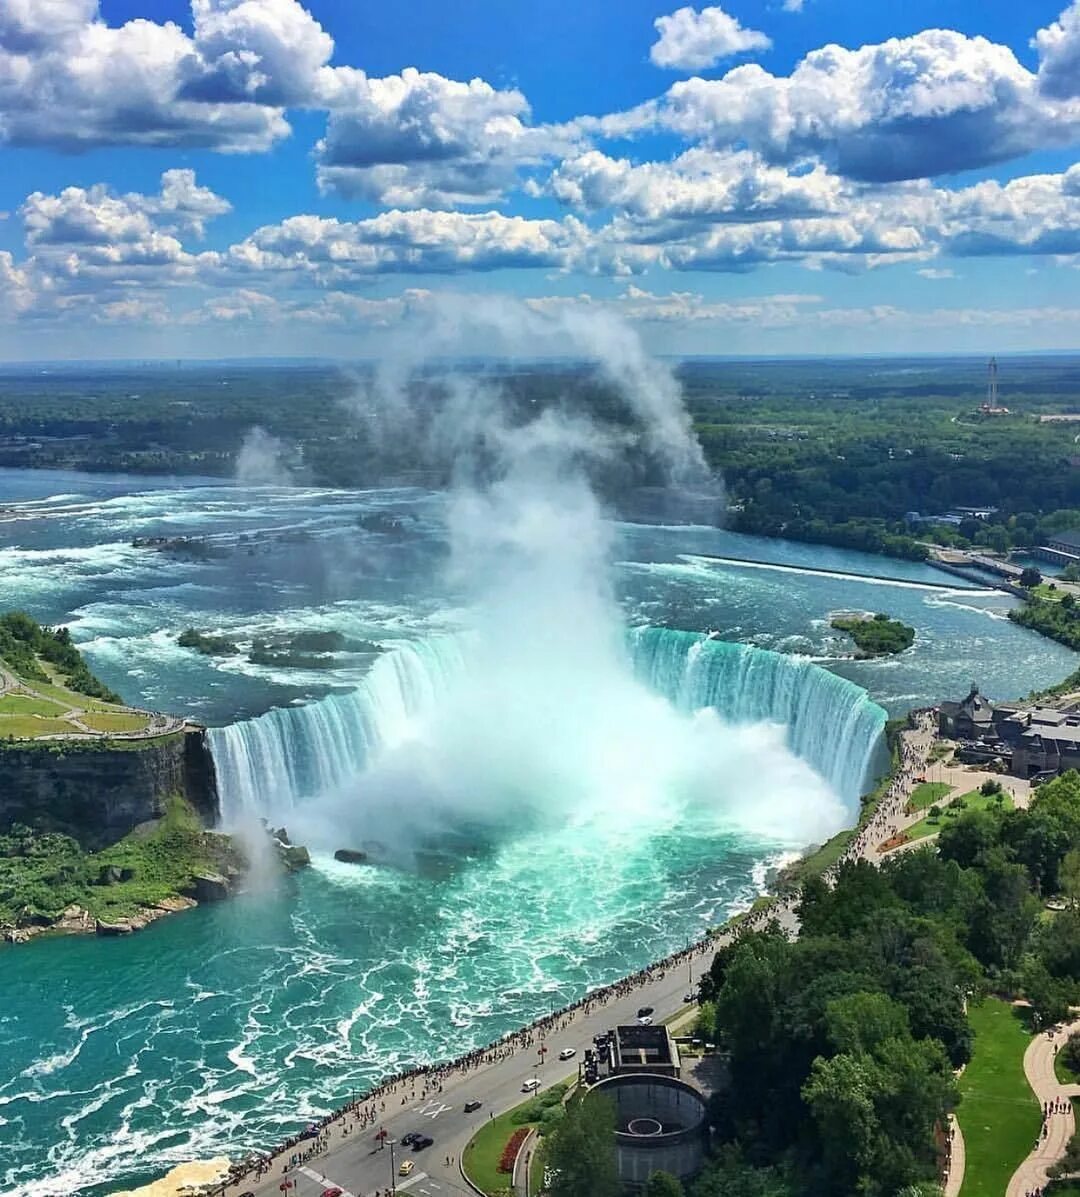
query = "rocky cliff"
xmin=0 ymin=728 xmax=219 ymax=846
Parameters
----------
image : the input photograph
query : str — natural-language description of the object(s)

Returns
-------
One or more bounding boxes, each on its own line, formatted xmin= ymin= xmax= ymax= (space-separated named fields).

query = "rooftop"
xmin=1048 ymin=530 xmax=1080 ymax=551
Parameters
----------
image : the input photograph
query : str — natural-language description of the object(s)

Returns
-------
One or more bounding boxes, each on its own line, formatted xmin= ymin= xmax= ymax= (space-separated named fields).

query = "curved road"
xmin=229 ymin=952 xmax=711 ymax=1197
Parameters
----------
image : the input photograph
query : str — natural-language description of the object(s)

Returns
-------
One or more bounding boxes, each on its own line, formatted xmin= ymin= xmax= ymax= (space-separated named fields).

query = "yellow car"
xmin=399 ymin=1159 xmax=415 ymax=1177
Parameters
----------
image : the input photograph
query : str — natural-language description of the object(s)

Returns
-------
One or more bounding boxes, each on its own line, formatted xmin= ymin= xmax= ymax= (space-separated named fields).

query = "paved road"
xmin=229 ymin=951 xmax=708 ymax=1197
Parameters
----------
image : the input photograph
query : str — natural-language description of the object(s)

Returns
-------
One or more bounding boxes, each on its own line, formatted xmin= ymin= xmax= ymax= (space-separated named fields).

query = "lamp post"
xmin=388 ymin=1137 xmax=397 ymax=1195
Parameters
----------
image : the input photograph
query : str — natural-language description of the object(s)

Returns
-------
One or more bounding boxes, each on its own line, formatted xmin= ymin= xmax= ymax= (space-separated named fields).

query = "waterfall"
xmin=629 ymin=626 xmax=888 ymax=802
xmin=209 ymin=627 xmax=887 ymax=820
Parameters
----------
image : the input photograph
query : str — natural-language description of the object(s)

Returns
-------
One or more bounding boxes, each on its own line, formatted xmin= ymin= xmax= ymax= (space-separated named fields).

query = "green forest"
xmin=5 ymin=358 xmax=1080 ymax=563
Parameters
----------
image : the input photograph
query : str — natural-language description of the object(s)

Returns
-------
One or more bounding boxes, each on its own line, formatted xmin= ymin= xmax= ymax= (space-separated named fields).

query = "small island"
xmin=831 ymin=611 xmax=916 ymax=657
xmin=178 ymin=626 xmax=383 ymax=669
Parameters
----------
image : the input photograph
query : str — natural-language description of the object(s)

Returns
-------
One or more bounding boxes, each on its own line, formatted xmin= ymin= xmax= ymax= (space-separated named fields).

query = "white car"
xmin=637 ymin=1015 xmax=653 ymax=1026
xmin=557 ymin=1048 xmax=576 ymax=1061
xmin=522 ymin=1077 xmax=542 ymax=1092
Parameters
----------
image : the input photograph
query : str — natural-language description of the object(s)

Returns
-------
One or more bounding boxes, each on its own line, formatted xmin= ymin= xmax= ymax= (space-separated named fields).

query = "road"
xmin=226 ymin=951 xmax=709 ymax=1197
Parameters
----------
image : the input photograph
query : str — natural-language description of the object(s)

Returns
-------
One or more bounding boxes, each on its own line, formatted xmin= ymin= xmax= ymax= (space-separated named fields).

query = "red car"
xmin=322 ymin=1188 xmax=343 ymax=1197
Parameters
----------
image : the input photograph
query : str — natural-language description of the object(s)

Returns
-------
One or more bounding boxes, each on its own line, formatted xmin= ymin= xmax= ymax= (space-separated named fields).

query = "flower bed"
xmin=498 ymin=1127 xmax=531 ymax=1173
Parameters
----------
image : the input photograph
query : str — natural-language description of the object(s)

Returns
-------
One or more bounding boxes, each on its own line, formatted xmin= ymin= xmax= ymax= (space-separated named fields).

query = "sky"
xmin=1 ymin=0 xmax=1080 ymax=358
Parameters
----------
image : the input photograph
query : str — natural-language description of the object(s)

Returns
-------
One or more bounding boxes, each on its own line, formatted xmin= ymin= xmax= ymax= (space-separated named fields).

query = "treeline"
xmin=545 ymin=771 xmax=1080 ymax=1197
xmin=1008 ymin=594 xmax=1080 ymax=652
xmin=0 ymin=612 xmax=120 ymax=703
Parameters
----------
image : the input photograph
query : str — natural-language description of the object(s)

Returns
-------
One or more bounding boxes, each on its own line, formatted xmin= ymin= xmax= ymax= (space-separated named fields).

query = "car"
xmin=637 ymin=1015 xmax=653 ymax=1026
xmin=522 ymin=1077 xmax=542 ymax=1092
xmin=683 ymin=992 xmax=695 ymax=1003
xmin=399 ymin=1160 xmax=415 ymax=1177
xmin=464 ymin=1100 xmax=482 ymax=1112
xmin=558 ymin=1047 xmax=576 ymax=1060
xmin=637 ymin=1006 xmax=654 ymax=1017
xmin=400 ymin=1131 xmax=420 ymax=1146
xmin=322 ymin=1189 xmax=344 ymax=1197
xmin=413 ymin=1135 xmax=434 ymax=1150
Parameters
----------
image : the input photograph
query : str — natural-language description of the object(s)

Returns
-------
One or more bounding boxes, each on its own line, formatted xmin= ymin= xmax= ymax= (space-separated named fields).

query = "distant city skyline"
xmin=1 ymin=0 xmax=1080 ymax=358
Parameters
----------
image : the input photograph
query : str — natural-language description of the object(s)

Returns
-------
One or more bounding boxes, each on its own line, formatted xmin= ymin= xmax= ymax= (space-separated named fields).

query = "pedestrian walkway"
xmin=943 ymin=1113 xmax=965 ymax=1197
xmin=1006 ymin=1019 xmax=1080 ymax=1197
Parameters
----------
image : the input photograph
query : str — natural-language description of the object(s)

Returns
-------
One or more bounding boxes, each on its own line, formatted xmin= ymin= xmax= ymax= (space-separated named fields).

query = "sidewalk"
xmin=1006 ymin=1019 xmax=1080 ymax=1197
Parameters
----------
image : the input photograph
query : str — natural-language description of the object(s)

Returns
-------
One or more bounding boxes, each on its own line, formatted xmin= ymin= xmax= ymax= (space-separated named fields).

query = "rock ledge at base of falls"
xmin=334 ymin=848 xmax=368 ymax=864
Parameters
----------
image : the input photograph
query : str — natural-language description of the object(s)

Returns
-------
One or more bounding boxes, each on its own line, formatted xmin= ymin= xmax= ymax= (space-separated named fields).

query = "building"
xmin=588 ymin=1074 xmax=708 ymax=1192
xmin=1034 ymin=530 xmax=1080 ymax=567
xmin=610 ymin=1024 xmax=681 ymax=1079
xmin=938 ymin=685 xmax=1080 ymax=779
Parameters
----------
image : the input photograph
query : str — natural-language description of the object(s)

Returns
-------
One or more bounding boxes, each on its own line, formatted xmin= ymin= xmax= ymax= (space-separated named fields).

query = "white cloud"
xmin=650 ymin=5 xmax=771 ymax=71
xmin=590 ymin=28 xmax=1080 ymax=182
xmin=546 ymin=148 xmax=844 ymax=227
xmin=1035 ymin=0 xmax=1080 ymax=99
xmin=315 ymin=68 xmax=578 ymax=206
xmin=0 ymin=0 xmax=296 ymax=151
xmin=917 ymin=267 xmax=956 ymax=279
xmin=782 ymin=0 xmax=805 ymax=11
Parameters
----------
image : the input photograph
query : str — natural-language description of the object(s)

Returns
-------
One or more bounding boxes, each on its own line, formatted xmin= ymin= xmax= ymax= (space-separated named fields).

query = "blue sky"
xmin=1 ymin=0 xmax=1079 ymax=358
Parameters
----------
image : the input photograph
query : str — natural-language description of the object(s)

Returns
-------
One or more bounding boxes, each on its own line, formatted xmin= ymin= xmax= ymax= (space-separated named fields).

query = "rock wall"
xmin=0 ymin=729 xmax=219 ymax=847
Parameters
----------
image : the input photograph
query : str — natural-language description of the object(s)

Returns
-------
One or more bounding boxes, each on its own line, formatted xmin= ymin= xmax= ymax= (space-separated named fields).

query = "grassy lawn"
xmin=907 ymin=781 xmax=954 ymax=812
xmin=463 ymin=1104 xmax=539 ymax=1195
xmin=80 ymin=711 xmax=151 ymax=734
xmin=957 ymin=999 xmax=1041 ymax=1197
xmin=0 ymin=693 xmax=66 ymax=715
xmin=0 ymin=714 xmax=74 ymax=738
xmin=906 ymin=789 xmax=1013 ymax=843
xmin=463 ymin=1083 xmax=568 ymax=1196
xmin=1055 ymin=1047 xmax=1080 ymax=1086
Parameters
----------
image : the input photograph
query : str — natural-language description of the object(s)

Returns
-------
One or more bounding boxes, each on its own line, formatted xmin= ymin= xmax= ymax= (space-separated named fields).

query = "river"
xmin=0 ymin=467 xmax=1074 ymax=1196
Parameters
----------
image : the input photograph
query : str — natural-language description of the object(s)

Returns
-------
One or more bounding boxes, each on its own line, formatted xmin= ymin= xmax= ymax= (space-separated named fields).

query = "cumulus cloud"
xmin=1035 ymin=0 xmax=1080 ymax=99
xmin=650 ymin=5 xmax=771 ymax=70
xmin=589 ymin=28 xmax=1080 ymax=182
xmin=315 ymin=68 xmax=578 ymax=206
xmin=546 ymin=148 xmax=844 ymax=229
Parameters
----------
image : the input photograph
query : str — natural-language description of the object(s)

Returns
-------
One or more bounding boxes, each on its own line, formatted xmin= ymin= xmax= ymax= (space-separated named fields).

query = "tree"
xmin=645 ymin=1172 xmax=685 ymax=1197
xmin=1020 ymin=566 xmax=1043 ymax=588
xmin=546 ymin=1093 xmax=618 ymax=1197
xmin=1061 ymin=847 xmax=1080 ymax=906
xmin=980 ymin=778 xmax=1003 ymax=797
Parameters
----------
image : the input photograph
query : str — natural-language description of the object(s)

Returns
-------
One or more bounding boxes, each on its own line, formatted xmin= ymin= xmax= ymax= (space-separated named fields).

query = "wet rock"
xmin=96 ymin=919 xmax=133 ymax=936
xmin=55 ymin=904 xmax=93 ymax=932
xmin=280 ymin=844 xmax=311 ymax=871
xmin=333 ymin=848 xmax=368 ymax=865
xmin=190 ymin=872 xmax=230 ymax=902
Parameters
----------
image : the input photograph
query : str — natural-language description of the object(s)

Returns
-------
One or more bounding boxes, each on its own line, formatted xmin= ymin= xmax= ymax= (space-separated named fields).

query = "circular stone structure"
xmin=588 ymin=1073 xmax=708 ymax=1190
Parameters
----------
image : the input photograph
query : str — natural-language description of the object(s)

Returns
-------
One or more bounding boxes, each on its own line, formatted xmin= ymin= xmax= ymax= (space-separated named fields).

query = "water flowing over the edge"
xmin=209 ymin=627 xmax=887 ymax=820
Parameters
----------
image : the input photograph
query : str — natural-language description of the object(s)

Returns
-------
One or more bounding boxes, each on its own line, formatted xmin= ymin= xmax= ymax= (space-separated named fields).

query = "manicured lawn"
xmin=957 ymin=999 xmax=1041 ymax=1197
xmin=907 ymin=781 xmax=954 ymax=812
xmin=0 ymin=693 xmax=66 ymax=715
xmin=906 ymin=790 xmax=1013 ymax=843
xmin=463 ymin=1103 xmax=539 ymax=1195
xmin=1055 ymin=1046 xmax=1080 ymax=1086
xmin=80 ymin=711 xmax=150 ymax=734
xmin=0 ymin=714 xmax=74 ymax=738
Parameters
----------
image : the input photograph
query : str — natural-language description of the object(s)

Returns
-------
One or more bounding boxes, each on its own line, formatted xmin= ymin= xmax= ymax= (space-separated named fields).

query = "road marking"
xmin=396 ymin=1169 xmax=429 ymax=1192
xmin=414 ymin=1098 xmax=451 ymax=1119
xmin=298 ymin=1163 xmax=357 ymax=1196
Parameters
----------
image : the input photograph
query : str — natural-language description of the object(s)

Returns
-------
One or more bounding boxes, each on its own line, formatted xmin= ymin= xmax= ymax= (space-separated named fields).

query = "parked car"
xmin=558 ymin=1047 xmax=576 ymax=1060
xmin=399 ymin=1160 xmax=415 ymax=1177
xmin=464 ymin=1100 xmax=482 ymax=1112
xmin=637 ymin=1015 xmax=653 ymax=1026
xmin=522 ymin=1077 xmax=542 ymax=1092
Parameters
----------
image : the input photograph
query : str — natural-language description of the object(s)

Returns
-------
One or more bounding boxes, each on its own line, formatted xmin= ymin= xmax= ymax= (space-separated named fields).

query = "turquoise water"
xmin=0 ymin=468 xmax=1076 ymax=1196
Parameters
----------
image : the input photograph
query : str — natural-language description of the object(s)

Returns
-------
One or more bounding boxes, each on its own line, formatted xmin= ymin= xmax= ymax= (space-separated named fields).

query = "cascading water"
xmin=209 ymin=626 xmax=887 ymax=821
xmin=629 ymin=626 xmax=888 ymax=802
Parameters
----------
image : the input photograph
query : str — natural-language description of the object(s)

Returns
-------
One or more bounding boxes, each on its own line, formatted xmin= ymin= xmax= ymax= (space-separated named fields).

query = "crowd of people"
xmin=210 ymin=711 xmax=937 ymax=1196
